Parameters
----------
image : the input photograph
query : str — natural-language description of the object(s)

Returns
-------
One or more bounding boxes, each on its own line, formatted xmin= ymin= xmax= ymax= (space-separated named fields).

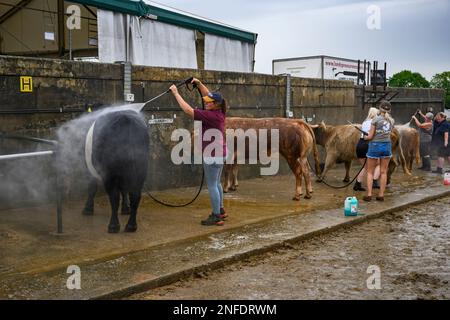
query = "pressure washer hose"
xmin=144 ymin=77 xmax=206 ymax=207
xmin=306 ymin=123 xmax=368 ymax=189
xmin=308 ymin=158 xmax=367 ymax=189
xmin=145 ymin=170 xmax=205 ymax=208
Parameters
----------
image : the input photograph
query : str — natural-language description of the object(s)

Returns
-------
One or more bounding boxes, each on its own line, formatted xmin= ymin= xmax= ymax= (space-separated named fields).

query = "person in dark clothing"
xmin=431 ymin=112 xmax=450 ymax=174
xmin=412 ymin=111 xmax=434 ymax=171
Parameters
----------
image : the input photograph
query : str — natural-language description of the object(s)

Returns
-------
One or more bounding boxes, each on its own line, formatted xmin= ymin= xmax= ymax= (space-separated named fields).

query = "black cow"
xmin=82 ymin=110 xmax=149 ymax=233
xmin=82 ymin=181 xmax=130 ymax=216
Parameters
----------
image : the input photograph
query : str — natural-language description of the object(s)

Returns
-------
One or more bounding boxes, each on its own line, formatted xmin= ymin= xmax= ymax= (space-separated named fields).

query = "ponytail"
xmin=381 ymin=110 xmax=394 ymax=126
xmin=218 ymin=99 xmax=228 ymax=114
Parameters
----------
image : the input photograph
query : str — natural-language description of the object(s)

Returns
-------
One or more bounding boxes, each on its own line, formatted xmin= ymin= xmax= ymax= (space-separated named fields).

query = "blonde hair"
xmin=366 ymin=107 xmax=379 ymax=120
xmin=436 ymin=112 xmax=446 ymax=119
xmin=380 ymin=108 xmax=395 ymax=125
xmin=377 ymin=100 xmax=394 ymax=125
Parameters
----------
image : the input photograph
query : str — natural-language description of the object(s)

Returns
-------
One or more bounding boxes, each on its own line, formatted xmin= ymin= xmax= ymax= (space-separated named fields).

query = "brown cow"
xmin=311 ymin=122 xmax=409 ymax=184
xmin=395 ymin=125 xmax=421 ymax=172
xmin=223 ymin=117 xmax=321 ymax=201
xmin=388 ymin=127 xmax=410 ymax=185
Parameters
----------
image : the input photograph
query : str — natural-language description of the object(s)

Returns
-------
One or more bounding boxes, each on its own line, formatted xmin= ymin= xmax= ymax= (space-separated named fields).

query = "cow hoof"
xmin=121 ymin=207 xmax=131 ymax=215
xmin=316 ymin=178 xmax=323 ymax=183
xmin=230 ymin=187 xmax=237 ymax=191
xmin=292 ymin=195 xmax=301 ymax=201
xmin=304 ymin=194 xmax=312 ymax=200
xmin=82 ymin=208 xmax=94 ymax=216
xmin=124 ymin=224 xmax=137 ymax=232
xmin=343 ymin=178 xmax=350 ymax=183
xmin=108 ymin=224 xmax=120 ymax=233
xmin=223 ymin=190 xmax=229 ymax=193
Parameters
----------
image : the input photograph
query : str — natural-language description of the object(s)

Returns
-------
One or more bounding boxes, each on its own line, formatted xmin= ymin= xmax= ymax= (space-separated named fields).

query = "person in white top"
xmin=353 ymin=107 xmax=381 ymax=191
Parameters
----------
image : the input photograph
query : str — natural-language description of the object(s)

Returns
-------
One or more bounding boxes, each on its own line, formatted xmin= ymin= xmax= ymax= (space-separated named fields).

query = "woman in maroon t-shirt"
xmin=169 ymin=78 xmax=228 ymax=226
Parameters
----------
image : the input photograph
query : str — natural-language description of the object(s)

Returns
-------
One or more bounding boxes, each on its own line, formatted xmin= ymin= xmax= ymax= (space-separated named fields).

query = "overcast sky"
xmin=151 ymin=0 xmax=449 ymax=80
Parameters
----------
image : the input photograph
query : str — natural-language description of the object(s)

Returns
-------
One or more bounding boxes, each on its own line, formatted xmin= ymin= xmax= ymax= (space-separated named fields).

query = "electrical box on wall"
xmin=125 ymin=93 xmax=135 ymax=102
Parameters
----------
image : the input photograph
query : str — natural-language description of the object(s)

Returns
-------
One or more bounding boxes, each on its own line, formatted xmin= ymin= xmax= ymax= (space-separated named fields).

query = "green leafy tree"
xmin=430 ymin=71 xmax=450 ymax=109
xmin=388 ymin=70 xmax=430 ymax=88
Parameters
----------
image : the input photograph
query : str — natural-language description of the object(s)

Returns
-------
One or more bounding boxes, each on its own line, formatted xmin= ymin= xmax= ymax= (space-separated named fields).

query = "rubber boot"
xmin=422 ymin=157 xmax=431 ymax=172
xmin=353 ymin=181 xmax=366 ymax=191
xmin=432 ymin=167 xmax=443 ymax=174
xmin=418 ymin=157 xmax=427 ymax=170
xmin=372 ymin=180 xmax=380 ymax=189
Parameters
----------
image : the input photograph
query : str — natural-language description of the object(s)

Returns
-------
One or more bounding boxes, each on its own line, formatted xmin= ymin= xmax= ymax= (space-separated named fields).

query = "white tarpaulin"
xmin=97 ymin=9 xmax=197 ymax=68
xmin=204 ymin=33 xmax=254 ymax=72
xmin=97 ymin=9 xmax=127 ymax=63
xmin=129 ymin=17 xmax=197 ymax=68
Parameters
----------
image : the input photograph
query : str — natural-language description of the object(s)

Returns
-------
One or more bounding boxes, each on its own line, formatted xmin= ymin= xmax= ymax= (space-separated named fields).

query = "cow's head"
xmin=310 ymin=121 xmax=328 ymax=147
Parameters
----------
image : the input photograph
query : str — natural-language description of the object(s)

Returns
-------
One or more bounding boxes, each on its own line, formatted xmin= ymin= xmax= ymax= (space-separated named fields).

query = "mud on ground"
xmin=131 ymin=197 xmax=450 ymax=300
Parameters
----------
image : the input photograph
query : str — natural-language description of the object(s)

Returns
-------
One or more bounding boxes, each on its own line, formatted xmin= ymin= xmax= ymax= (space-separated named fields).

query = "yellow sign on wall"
xmin=20 ymin=76 xmax=33 ymax=92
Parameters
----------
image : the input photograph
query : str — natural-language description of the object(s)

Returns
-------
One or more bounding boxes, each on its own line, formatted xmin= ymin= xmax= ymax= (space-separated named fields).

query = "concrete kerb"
xmin=92 ymin=187 xmax=450 ymax=300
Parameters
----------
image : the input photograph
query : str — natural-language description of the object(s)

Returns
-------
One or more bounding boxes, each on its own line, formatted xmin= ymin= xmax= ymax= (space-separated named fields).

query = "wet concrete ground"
xmin=130 ymin=197 xmax=450 ymax=300
xmin=0 ymin=166 xmax=436 ymax=276
xmin=0 ymin=164 xmax=448 ymax=299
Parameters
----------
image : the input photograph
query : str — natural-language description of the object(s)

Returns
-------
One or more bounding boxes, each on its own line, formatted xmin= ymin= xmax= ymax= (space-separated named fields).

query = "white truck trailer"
xmin=272 ymin=55 xmax=371 ymax=84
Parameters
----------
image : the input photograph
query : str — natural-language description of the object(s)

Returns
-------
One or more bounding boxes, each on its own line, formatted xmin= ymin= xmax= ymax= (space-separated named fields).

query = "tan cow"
xmin=395 ymin=125 xmax=421 ymax=172
xmin=311 ymin=122 xmax=409 ymax=184
xmin=223 ymin=117 xmax=321 ymax=201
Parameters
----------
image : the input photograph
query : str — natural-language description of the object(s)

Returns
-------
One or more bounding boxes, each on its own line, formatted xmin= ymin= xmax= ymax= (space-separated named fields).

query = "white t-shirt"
xmin=361 ymin=119 xmax=372 ymax=138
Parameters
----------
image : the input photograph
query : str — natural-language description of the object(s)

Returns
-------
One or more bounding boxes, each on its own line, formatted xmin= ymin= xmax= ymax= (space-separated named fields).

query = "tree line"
xmin=388 ymin=70 xmax=450 ymax=109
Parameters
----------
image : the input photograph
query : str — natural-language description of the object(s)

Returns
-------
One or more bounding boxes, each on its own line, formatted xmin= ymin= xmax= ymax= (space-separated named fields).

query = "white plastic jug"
xmin=344 ymin=197 xmax=358 ymax=216
xmin=444 ymin=172 xmax=450 ymax=186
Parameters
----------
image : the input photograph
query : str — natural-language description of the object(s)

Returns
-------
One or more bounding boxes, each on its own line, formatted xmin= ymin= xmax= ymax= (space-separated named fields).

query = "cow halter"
xmin=85 ymin=121 xmax=102 ymax=181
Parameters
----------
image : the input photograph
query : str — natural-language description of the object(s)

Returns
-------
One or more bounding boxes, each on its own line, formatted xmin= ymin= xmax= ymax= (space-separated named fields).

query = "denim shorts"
xmin=367 ymin=142 xmax=392 ymax=159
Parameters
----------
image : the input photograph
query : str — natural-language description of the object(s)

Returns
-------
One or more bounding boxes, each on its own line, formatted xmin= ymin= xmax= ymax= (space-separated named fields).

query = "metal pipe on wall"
xmin=126 ymin=14 xmax=130 ymax=62
xmin=69 ymin=29 xmax=73 ymax=60
xmin=285 ymin=73 xmax=292 ymax=118
xmin=57 ymin=0 xmax=65 ymax=57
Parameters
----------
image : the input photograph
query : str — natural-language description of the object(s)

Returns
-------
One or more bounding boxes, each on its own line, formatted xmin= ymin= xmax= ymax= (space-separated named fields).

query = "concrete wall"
xmin=353 ymin=86 xmax=445 ymax=124
xmin=0 ymin=55 xmax=445 ymax=208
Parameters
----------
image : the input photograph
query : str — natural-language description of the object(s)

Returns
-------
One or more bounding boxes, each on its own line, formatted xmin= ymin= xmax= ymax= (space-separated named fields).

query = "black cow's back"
xmin=92 ymin=110 xmax=149 ymax=191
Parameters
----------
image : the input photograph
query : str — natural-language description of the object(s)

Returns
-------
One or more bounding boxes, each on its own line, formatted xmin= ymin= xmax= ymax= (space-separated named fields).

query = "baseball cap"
xmin=379 ymin=101 xmax=391 ymax=113
xmin=202 ymin=92 xmax=224 ymax=104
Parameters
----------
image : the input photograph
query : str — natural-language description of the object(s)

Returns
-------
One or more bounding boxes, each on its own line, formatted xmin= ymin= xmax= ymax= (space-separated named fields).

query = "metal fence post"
xmin=54 ymin=146 xmax=63 ymax=234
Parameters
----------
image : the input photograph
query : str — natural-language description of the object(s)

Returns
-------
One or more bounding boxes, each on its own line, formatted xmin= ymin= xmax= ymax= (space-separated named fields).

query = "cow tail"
xmin=306 ymin=124 xmax=321 ymax=175
xmin=415 ymin=133 xmax=421 ymax=165
xmin=398 ymin=134 xmax=411 ymax=175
